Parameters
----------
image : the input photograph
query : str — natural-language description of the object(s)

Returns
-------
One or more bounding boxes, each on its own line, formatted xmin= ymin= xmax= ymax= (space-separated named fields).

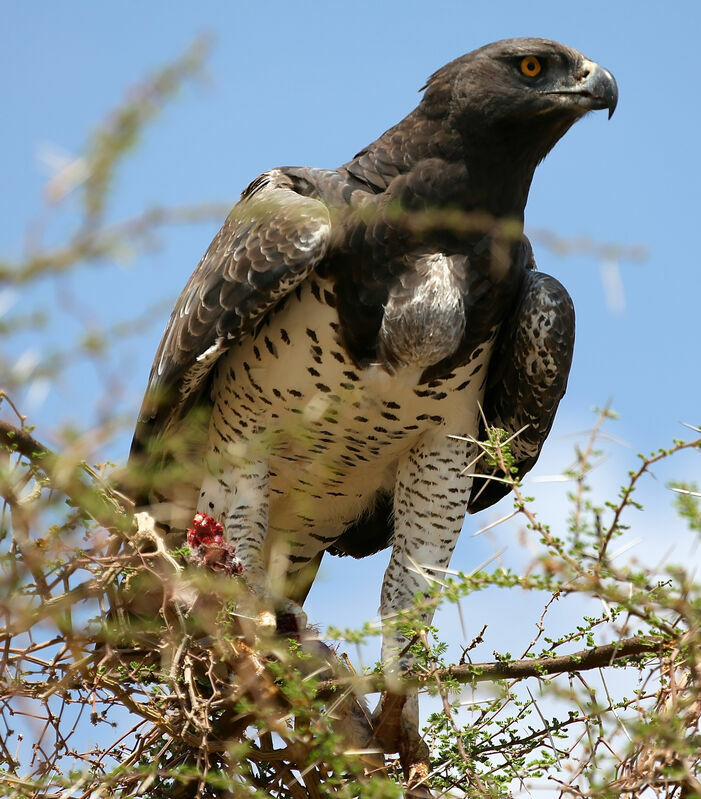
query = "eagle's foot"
xmin=185 ymin=515 xmax=308 ymax=637
xmin=239 ymin=582 xmax=308 ymax=641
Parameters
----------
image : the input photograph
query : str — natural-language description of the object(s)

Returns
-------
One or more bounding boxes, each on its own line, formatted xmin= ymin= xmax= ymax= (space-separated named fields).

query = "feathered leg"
xmin=198 ymin=459 xmax=308 ymax=633
xmin=375 ymin=429 xmax=473 ymax=792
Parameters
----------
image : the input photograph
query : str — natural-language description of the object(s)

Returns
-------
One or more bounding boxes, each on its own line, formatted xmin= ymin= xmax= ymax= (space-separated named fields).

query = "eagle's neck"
xmin=457 ymin=112 xmax=578 ymax=218
xmin=344 ymin=108 xmax=570 ymax=221
xmin=343 ymin=109 xmax=462 ymax=196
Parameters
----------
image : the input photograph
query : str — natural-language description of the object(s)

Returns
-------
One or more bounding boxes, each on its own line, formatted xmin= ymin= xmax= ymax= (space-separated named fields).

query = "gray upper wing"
xmin=467 ymin=266 xmax=575 ymax=513
xmin=131 ymin=168 xmax=332 ymax=457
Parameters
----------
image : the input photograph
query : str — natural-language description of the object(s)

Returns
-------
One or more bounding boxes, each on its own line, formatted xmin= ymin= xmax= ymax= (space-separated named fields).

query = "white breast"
xmin=208 ymin=275 xmax=494 ymax=558
xmin=379 ymin=252 xmax=466 ymax=369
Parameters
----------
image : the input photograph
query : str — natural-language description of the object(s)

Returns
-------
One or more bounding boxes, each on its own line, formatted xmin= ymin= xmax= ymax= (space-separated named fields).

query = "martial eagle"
xmin=128 ymin=37 xmax=617 ymax=786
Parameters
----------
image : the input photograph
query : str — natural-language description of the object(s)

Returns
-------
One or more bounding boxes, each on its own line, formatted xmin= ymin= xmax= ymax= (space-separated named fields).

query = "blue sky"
xmin=3 ymin=1 xmax=700 ymax=667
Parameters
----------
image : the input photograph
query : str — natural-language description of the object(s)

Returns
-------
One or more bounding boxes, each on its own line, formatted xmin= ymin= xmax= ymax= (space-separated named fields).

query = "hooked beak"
xmin=543 ymin=59 xmax=619 ymax=119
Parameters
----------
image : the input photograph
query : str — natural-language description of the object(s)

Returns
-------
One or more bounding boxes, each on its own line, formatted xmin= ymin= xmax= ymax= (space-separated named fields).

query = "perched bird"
xmin=128 ymin=38 xmax=617 ymax=788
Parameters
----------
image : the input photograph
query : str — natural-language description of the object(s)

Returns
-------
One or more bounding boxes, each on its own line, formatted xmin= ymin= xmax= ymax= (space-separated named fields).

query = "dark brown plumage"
xmin=127 ymin=38 xmax=617 ymax=788
xmin=131 ymin=38 xmax=617 ymax=467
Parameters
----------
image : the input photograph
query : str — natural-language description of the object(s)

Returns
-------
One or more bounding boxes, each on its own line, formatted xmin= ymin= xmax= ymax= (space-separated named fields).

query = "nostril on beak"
xmin=579 ymin=59 xmax=596 ymax=82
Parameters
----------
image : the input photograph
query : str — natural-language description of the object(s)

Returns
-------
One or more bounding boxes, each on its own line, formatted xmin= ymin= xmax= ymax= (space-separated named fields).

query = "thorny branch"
xmin=1 ymin=404 xmax=700 ymax=797
xmin=1 ymin=35 xmax=697 ymax=799
xmin=0 ymin=416 xmax=132 ymax=535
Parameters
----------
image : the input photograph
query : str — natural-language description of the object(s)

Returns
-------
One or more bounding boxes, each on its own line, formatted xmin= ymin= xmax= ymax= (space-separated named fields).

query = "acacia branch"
xmin=9 ymin=635 xmax=666 ymax=704
xmin=316 ymin=634 xmax=666 ymax=696
xmin=446 ymin=634 xmax=664 ymax=681
xmin=0 ymin=418 xmax=132 ymax=534
xmin=0 ymin=419 xmax=51 ymax=462
xmin=0 ymin=417 xmax=670 ymax=694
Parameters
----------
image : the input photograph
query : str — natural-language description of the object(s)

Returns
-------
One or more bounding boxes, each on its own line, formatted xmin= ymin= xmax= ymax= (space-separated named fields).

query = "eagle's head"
xmin=418 ymin=38 xmax=618 ymax=212
xmin=424 ymin=37 xmax=617 ymax=127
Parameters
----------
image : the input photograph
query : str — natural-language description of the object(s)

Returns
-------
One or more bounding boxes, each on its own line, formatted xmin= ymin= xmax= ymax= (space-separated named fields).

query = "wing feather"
xmin=132 ymin=168 xmax=332 ymax=457
xmin=467 ymin=267 xmax=575 ymax=512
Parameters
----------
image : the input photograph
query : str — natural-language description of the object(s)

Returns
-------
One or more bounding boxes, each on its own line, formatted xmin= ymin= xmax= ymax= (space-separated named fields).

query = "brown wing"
xmin=131 ymin=168 xmax=332 ymax=462
xmin=467 ymin=266 xmax=575 ymax=513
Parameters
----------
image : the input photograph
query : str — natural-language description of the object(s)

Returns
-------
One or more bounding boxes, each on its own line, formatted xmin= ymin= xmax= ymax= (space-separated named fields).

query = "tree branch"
xmin=0 ymin=418 xmax=132 ymax=534
xmin=0 ymin=419 xmax=51 ymax=462
xmin=316 ymin=634 xmax=666 ymax=696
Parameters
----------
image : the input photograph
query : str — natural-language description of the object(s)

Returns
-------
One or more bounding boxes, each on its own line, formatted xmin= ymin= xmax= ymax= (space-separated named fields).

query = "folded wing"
xmin=130 ymin=168 xmax=332 ymax=467
xmin=468 ymin=267 xmax=575 ymax=513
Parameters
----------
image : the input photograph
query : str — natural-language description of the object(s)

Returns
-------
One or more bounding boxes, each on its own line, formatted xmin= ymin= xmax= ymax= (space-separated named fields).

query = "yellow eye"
xmin=520 ymin=56 xmax=542 ymax=77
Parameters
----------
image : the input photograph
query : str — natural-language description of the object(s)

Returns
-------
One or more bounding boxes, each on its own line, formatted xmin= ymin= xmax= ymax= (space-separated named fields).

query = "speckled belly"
xmin=208 ymin=275 xmax=495 ymax=558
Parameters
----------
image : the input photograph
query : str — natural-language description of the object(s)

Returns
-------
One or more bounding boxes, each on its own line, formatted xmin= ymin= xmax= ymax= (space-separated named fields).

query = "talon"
xmin=275 ymin=610 xmax=302 ymax=638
